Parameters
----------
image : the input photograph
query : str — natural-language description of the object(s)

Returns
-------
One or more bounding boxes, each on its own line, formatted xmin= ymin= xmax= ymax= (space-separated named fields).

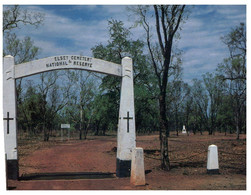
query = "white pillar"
xmin=116 ymin=57 xmax=136 ymax=177
xmin=182 ymin=125 xmax=186 ymax=133
xmin=130 ymin=147 xmax=145 ymax=186
xmin=3 ymin=55 xmax=19 ymax=180
xmin=207 ymin=144 xmax=219 ymax=174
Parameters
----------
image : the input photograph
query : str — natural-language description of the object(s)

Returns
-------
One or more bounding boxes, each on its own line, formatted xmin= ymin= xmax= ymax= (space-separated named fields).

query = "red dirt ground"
xmin=7 ymin=132 xmax=246 ymax=190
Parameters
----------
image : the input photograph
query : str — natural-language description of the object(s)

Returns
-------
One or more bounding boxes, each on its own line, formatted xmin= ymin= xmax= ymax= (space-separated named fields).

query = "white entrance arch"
xmin=3 ymin=55 xmax=136 ymax=179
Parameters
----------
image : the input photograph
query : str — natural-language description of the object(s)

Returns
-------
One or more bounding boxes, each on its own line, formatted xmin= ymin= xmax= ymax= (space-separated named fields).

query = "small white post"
xmin=130 ymin=147 xmax=145 ymax=186
xmin=207 ymin=144 xmax=219 ymax=174
xmin=182 ymin=125 xmax=186 ymax=133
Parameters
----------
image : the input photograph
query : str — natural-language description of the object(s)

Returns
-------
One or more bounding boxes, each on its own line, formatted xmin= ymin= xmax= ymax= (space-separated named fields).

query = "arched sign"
xmin=3 ymin=55 xmax=136 ymax=180
xmin=15 ymin=55 xmax=122 ymax=78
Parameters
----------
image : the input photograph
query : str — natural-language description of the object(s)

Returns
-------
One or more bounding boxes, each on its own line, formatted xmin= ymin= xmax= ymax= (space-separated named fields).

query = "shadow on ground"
xmin=20 ymin=172 xmax=116 ymax=180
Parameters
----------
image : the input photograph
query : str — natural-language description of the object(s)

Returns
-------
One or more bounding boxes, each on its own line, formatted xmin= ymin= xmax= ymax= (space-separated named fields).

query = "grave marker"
xmin=207 ymin=144 xmax=219 ymax=174
xmin=182 ymin=125 xmax=186 ymax=134
xmin=130 ymin=147 xmax=145 ymax=186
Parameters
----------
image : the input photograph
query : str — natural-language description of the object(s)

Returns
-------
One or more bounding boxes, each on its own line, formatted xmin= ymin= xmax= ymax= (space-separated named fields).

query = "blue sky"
xmin=4 ymin=4 xmax=246 ymax=83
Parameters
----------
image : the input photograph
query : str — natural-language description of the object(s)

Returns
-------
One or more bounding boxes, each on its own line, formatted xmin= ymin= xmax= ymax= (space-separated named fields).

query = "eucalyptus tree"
xmin=190 ymin=79 xmax=209 ymax=134
xmin=92 ymin=19 xmax=153 ymax=134
xmin=35 ymin=71 xmax=73 ymax=141
xmin=3 ymin=5 xmax=44 ymax=137
xmin=168 ymin=80 xmax=190 ymax=136
xmin=203 ymin=72 xmax=225 ymax=135
xmin=3 ymin=5 xmax=44 ymax=34
xmin=3 ymin=4 xmax=44 ymax=97
xmin=217 ymin=23 xmax=246 ymax=139
xmin=18 ymin=80 xmax=44 ymax=137
xmin=129 ymin=5 xmax=187 ymax=170
xmin=61 ymin=70 xmax=99 ymax=140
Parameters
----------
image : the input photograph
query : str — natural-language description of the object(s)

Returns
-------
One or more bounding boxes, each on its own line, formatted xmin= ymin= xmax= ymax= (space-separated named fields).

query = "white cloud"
xmin=34 ymin=40 xmax=74 ymax=57
xmin=8 ymin=5 xmax=245 ymax=83
xmin=12 ymin=5 xmax=116 ymax=58
xmin=176 ymin=5 xmax=246 ymax=82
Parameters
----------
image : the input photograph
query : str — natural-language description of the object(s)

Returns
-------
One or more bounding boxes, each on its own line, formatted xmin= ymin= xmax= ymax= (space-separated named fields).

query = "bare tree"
xmin=3 ymin=5 xmax=44 ymax=34
xmin=130 ymin=5 xmax=186 ymax=170
xmin=38 ymin=71 xmax=71 ymax=141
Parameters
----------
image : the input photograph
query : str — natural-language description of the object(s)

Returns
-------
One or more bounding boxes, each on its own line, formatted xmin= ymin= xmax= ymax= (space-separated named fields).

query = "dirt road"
xmin=7 ymin=133 xmax=246 ymax=190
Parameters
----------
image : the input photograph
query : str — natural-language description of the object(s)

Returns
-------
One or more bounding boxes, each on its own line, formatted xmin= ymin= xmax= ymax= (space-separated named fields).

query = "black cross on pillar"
xmin=3 ymin=112 xmax=14 ymax=134
xmin=123 ymin=111 xmax=133 ymax=133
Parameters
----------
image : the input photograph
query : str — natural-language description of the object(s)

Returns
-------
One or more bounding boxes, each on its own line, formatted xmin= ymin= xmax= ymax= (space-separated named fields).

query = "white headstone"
xmin=207 ymin=144 xmax=219 ymax=174
xmin=130 ymin=147 xmax=145 ymax=186
xmin=182 ymin=125 xmax=186 ymax=133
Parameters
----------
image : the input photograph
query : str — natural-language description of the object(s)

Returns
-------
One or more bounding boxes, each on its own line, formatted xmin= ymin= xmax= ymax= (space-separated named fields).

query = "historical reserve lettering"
xmin=46 ymin=55 xmax=92 ymax=68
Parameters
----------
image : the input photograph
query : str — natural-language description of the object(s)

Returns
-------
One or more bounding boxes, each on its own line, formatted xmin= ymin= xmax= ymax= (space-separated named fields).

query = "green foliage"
xmin=3 ymin=5 xmax=44 ymax=63
xmin=203 ymin=72 xmax=225 ymax=134
xmin=217 ymin=23 xmax=246 ymax=139
xmin=18 ymin=83 xmax=44 ymax=135
xmin=92 ymin=19 xmax=159 ymax=134
xmin=4 ymin=33 xmax=40 ymax=64
xmin=15 ymin=11 xmax=246 ymax=143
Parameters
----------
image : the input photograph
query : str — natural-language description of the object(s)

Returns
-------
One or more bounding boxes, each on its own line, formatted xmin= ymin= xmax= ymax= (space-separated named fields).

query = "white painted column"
xmin=3 ymin=55 xmax=19 ymax=179
xmin=130 ymin=147 xmax=145 ymax=186
xmin=116 ymin=57 xmax=136 ymax=177
xmin=182 ymin=125 xmax=186 ymax=133
xmin=207 ymin=144 xmax=219 ymax=174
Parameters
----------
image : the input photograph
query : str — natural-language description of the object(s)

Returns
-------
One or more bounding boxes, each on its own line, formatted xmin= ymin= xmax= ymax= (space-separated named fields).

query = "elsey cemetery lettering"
xmin=46 ymin=55 xmax=92 ymax=68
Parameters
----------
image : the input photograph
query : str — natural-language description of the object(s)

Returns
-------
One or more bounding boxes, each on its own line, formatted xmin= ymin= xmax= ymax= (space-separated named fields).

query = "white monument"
xmin=3 ymin=55 xmax=139 ymax=180
xmin=182 ymin=125 xmax=186 ymax=133
xmin=207 ymin=144 xmax=219 ymax=174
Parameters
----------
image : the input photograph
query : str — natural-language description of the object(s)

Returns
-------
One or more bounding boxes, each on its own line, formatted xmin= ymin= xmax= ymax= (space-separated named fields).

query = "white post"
xmin=130 ymin=147 xmax=145 ymax=186
xmin=207 ymin=144 xmax=219 ymax=174
xmin=3 ymin=55 xmax=19 ymax=180
xmin=116 ymin=57 xmax=136 ymax=177
xmin=182 ymin=125 xmax=186 ymax=133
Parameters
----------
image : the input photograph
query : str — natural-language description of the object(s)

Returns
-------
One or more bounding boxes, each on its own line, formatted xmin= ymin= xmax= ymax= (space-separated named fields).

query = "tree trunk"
xmin=95 ymin=121 xmax=100 ymax=136
xmin=79 ymin=128 xmax=82 ymax=140
xmin=84 ymin=129 xmax=87 ymax=140
xmin=175 ymin=108 xmax=179 ymax=136
xmin=159 ymin=93 xmax=170 ymax=171
xmin=236 ymin=112 xmax=240 ymax=140
xmin=160 ymin=131 xmax=170 ymax=170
